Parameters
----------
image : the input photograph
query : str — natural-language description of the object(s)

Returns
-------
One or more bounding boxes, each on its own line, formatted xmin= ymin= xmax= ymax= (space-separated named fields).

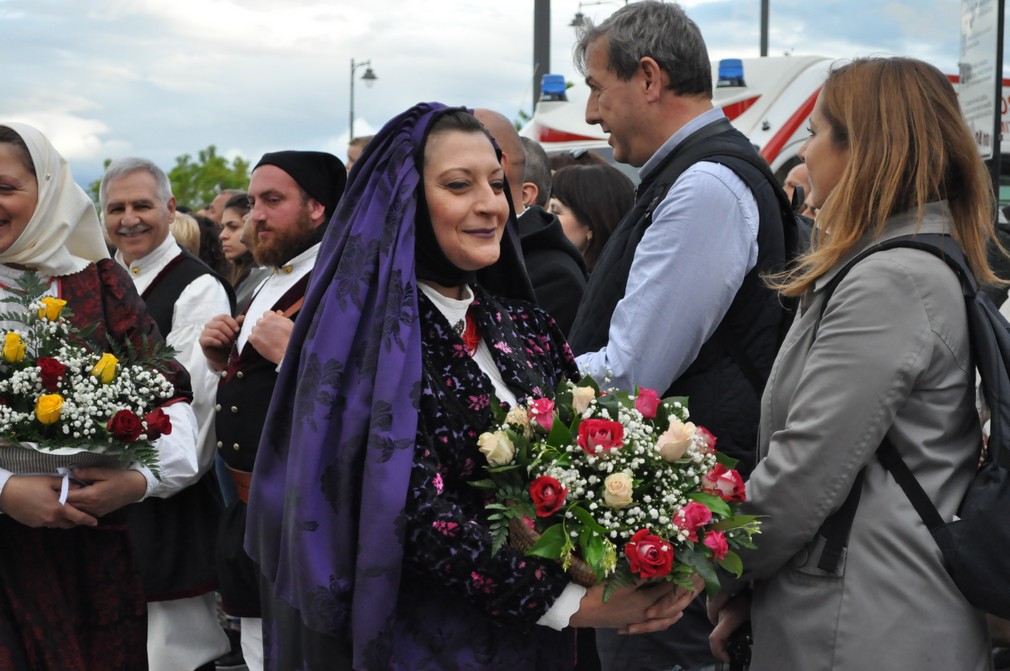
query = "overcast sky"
xmin=1 ymin=0 xmax=1001 ymax=196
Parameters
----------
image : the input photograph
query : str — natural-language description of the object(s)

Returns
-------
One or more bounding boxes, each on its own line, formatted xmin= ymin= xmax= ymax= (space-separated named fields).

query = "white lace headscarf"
xmin=0 ymin=122 xmax=109 ymax=275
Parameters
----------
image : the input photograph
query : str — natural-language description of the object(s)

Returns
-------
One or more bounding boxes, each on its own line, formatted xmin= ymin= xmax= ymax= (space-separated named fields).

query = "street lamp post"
xmin=349 ymin=58 xmax=378 ymax=142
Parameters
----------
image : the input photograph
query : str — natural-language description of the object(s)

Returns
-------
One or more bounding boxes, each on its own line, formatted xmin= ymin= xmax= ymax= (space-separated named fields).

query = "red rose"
xmin=624 ymin=529 xmax=674 ymax=579
xmin=634 ymin=388 xmax=661 ymax=419
xmin=696 ymin=426 xmax=717 ymax=453
xmin=673 ymin=501 xmax=713 ymax=542
xmin=528 ymin=398 xmax=555 ymax=432
xmin=702 ymin=464 xmax=746 ymax=502
xmin=529 ymin=475 xmax=567 ymax=517
xmin=37 ymin=357 xmax=68 ymax=392
xmin=703 ymin=530 xmax=729 ymax=560
xmin=144 ymin=408 xmax=173 ymax=441
xmin=577 ymin=418 xmax=624 ymax=455
xmin=107 ymin=409 xmax=144 ymax=443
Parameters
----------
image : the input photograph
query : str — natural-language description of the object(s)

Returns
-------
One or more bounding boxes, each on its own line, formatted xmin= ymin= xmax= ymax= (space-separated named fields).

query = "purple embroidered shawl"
xmin=245 ymin=102 xmax=532 ymax=668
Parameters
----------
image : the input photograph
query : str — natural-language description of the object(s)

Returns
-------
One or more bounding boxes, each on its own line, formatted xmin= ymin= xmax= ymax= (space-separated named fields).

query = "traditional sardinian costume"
xmin=246 ymin=103 xmax=582 ymax=670
xmin=0 ymin=122 xmax=194 ymax=671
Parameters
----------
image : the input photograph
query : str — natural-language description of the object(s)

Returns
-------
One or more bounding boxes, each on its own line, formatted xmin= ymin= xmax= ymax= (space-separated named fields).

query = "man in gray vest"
xmin=565 ymin=3 xmax=791 ymax=669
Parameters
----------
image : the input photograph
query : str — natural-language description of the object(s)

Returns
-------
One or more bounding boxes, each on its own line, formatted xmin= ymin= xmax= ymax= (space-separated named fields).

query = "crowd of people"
xmin=0 ymin=1 xmax=1007 ymax=670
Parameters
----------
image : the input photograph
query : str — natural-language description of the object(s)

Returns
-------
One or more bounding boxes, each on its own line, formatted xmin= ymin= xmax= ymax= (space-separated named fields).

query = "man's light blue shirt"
xmin=575 ymin=108 xmax=760 ymax=392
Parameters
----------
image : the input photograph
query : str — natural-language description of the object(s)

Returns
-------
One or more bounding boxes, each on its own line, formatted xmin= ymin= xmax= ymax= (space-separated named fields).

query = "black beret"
xmin=254 ymin=150 xmax=347 ymax=221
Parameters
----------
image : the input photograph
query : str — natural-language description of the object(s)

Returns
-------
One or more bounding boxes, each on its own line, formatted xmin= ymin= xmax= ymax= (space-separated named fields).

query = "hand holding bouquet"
xmin=473 ymin=376 xmax=760 ymax=596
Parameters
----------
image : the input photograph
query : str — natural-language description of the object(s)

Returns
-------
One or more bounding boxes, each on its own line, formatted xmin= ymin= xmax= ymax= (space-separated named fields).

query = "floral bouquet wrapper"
xmin=473 ymin=376 xmax=761 ymax=595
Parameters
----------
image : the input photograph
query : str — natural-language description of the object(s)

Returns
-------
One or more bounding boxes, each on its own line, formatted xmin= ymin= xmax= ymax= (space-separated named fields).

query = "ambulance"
xmin=521 ymin=56 xmax=1010 ymax=203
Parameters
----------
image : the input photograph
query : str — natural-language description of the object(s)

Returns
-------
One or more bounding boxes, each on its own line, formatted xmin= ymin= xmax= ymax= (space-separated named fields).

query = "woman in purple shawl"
xmin=245 ymin=104 xmax=693 ymax=670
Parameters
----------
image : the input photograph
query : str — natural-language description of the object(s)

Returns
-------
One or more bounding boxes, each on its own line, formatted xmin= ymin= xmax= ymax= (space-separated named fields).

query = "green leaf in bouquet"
xmin=677 ymin=546 xmax=721 ymax=595
xmin=717 ymin=550 xmax=743 ymax=578
xmin=715 ymin=451 xmax=740 ymax=469
xmin=595 ymin=393 xmax=622 ymax=419
xmin=687 ymin=492 xmax=732 ymax=518
xmin=486 ymin=463 xmax=524 ymax=474
xmin=469 ymin=478 xmax=499 ymax=490
xmin=526 ymin=523 xmax=567 ymax=559
xmin=602 ymin=561 xmax=635 ymax=603
xmin=570 ymin=505 xmax=608 ymax=536
xmin=710 ymin=514 xmax=761 ymax=531
xmin=544 ymin=418 xmax=572 ymax=449
xmin=579 ymin=530 xmax=607 ymax=575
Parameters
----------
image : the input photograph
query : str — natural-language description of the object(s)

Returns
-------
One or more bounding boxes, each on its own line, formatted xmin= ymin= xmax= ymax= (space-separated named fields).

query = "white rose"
xmin=505 ymin=406 xmax=532 ymax=437
xmin=656 ymin=420 xmax=695 ymax=462
xmin=572 ymin=386 xmax=597 ymax=414
xmin=603 ymin=472 xmax=634 ymax=509
xmin=478 ymin=430 xmax=515 ymax=467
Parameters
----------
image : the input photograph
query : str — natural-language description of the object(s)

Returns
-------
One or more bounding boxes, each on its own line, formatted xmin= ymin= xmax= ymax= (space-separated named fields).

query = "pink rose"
xmin=528 ymin=398 xmax=555 ymax=433
xmin=673 ymin=501 xmax=713 ymax=542
xmin=577 ymin=419 xmax=624 ymax=455
xmin=624 ymin=529 xmax=674 ymax=579
xmin=696 ymin=426 xmax=717 ymax=453
xmin=702 ymin=464 xmax=746 ymax=502
xmin=634 ymin=388 xmax=661 ymax=419
xmin=530 ymin=476 xmax=567 ymax=517
xmin=703 ymin=530 xmax=729 ymax=560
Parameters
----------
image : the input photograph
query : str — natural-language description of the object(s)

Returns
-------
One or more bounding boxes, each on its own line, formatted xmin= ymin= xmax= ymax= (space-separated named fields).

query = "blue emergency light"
xmin=540 ymin=74 xmax=568 ymax=102
xmin=717 ymin=59 xmax=746 ymax=88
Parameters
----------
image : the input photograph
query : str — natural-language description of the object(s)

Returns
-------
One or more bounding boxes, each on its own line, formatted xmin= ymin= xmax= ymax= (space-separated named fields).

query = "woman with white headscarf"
xmin=0 ymin=123 xmax=202 ymax=671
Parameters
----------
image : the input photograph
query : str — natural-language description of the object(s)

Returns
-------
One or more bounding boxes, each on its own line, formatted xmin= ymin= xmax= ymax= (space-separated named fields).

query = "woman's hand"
xmin=708 ymin=590 xmax=751 ymax=663
xmin=63 ymin=467 xmax=147 ymax=518
xmin=199 ymin=313 xmax=242 ymax=370
xmin=569 ymin=575 xmax=702 ymax=634
xmin=0 ymin=475 xmax=98 ymax=528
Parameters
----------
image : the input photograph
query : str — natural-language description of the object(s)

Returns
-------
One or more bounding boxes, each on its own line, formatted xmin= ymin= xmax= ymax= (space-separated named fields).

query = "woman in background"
xmin=549 ymin=163 xmax=634 ymax=272
xmin=708 ymin=57 xmax=996 ymax=670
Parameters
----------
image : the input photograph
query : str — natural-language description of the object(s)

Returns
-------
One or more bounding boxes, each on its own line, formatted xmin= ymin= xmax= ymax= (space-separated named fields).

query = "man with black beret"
xmin=199 ymin=150 xmax=346 ymax=671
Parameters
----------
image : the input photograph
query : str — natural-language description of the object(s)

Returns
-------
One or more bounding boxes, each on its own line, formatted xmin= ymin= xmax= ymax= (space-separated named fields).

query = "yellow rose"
xmin=91 ymin=352 xmax=119 ymax=384
xmin=37 ymin=297 xmax=68 ymax=321
xmin=477 ymin=430 xmax=516 ymax=467
xmin=656 ymin=420 xmax=696 ymax=462
xmin=603 ymin=472 xmax=634 ymax=509
xmin=35 ymin=393 xmax=64 ymax=425
xmin=2 ymin=332 xmax=26 ymax=363
xmin=571 ymin=386 xmax=597 ymax=414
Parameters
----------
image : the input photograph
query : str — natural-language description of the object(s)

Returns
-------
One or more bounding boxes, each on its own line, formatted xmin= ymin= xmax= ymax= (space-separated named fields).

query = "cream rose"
xmin=505 ymin=406 xmax=531 ymax=437
xmin=656 ymin=420 xmax=695 ymax=462
xmin=477 ymin=430 xmax=515 ymax=467
xmin=603 ymin=472 xmax=634 ymax=509
xmin=571 ymin=386 xmax=597 ymax=414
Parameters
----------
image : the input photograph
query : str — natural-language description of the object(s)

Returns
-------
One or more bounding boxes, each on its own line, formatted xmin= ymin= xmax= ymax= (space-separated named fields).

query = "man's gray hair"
xmin=520 ymin=137 xmax=552 ymax=207
xmin=574 ymin=0 xmax=712 ymax=97
xmin=99 ymin=157 xmax=174 ymax=209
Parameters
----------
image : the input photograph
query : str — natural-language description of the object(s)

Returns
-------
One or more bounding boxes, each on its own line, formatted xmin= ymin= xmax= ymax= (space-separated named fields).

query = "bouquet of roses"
xmin=0 ymin=272 xmax=176 ymax=478
xmin=473 ymin=376 xmax=761 ymax=595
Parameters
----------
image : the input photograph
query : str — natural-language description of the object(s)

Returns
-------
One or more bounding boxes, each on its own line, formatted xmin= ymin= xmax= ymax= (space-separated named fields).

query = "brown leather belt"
xmin=227 ymin=466 xmax=253 ymax=505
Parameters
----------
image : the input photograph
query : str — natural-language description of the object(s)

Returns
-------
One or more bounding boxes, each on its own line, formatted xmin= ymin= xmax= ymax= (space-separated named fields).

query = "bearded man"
xmin=199 ymin=150 xmax=346 ymax=671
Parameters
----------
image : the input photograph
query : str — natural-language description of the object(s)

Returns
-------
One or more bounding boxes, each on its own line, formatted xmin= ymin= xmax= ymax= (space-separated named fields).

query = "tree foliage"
xmin=86 ymin=146 xmax=250 ymax=211
xmin=167 ymin=146 xmax=250 ymax=210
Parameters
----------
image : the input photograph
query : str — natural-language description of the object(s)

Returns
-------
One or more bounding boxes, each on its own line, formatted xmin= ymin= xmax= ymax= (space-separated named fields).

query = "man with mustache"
xmin=199 ymin=150 xmax=347 ymax=671
xmin=101 ymin=158 xmax=235 ymax=671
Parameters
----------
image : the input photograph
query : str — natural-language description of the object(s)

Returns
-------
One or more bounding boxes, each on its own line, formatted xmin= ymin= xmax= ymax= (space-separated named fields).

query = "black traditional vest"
xmin=125 ymin=248 xmax=234 ymax=601
xmin=568 ymin=119 xmax=789 ymax=475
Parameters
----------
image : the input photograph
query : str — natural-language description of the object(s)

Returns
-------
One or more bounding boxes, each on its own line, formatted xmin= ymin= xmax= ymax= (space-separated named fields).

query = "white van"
xmin=522 ymin=56 xmax=1010 ymax=203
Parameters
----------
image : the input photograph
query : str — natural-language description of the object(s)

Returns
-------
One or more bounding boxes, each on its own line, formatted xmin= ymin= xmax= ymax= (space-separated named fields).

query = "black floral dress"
xmin=382 ymin=284 xmax=580 ymax=670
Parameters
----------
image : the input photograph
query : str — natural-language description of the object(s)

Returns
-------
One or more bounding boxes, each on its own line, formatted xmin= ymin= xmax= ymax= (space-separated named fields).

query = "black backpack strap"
xmin=816 ymin=468 xmax=867 ymax=572
xmin=812 ymin=233 xmax=959 ymax=571
xmin=877 ymin=437 xmax=946 ymax=531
